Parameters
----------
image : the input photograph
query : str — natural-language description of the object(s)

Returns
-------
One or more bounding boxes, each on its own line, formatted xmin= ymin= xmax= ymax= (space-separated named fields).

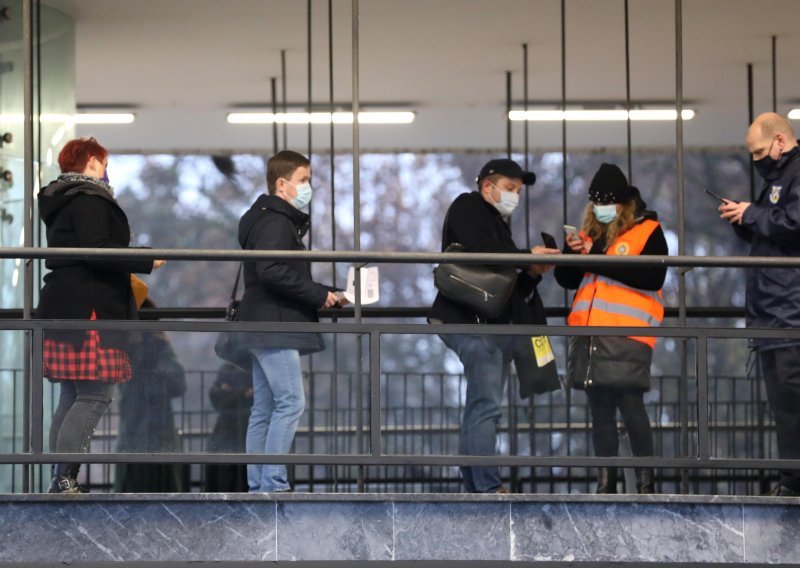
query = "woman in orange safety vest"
xmin=555 ymin=163 xmax=668 ymax=495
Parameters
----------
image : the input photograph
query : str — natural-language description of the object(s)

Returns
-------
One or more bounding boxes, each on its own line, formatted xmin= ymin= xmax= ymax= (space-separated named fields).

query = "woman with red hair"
xmin=37 ymin=137 xmax=165 ymax=493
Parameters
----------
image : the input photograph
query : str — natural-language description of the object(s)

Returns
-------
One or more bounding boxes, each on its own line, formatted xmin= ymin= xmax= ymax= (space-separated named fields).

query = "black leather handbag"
xmin=433 ymin=243 xmax=518 ymax=319
xmin=214 ymin=263 xmax=252 ymax=371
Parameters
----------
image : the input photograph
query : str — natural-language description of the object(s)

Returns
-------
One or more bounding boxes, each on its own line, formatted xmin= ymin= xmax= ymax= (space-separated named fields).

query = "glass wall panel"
xmin=0 ymin=329 xmax=26 ymax=492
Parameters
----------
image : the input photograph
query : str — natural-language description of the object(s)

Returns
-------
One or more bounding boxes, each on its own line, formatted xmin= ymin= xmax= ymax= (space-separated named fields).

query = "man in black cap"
xmin=429 ymin=158 xmax=558 ymax=493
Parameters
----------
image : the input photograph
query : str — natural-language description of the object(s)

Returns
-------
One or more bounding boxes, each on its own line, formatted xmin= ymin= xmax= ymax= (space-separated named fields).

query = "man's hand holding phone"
xmin=706 ymin=188 xmax=750 ymax=224
xmin=719 ymin=199 xmax=751 ymax=225
xmin=530 ymin=234 xmax=560 ymax=276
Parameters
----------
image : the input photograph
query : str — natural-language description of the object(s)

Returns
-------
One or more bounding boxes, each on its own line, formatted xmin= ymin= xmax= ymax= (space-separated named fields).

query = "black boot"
xmin=48 ymin=476 xmax=82 ymax=494
xmin=596 ymin=468 xmax=618 ymax=494
xmin=636 ymin=468 xmax=655 ymax=494
xmin=48 ymin=464 xmax=85 ymax=494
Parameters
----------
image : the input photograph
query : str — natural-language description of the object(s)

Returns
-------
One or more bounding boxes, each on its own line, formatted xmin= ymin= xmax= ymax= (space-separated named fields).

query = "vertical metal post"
xmin=369 ymin=330 xmax=382 ymax=463
xmin=281 ymin=49 xmax=288 ymax=150
xmin=271 ymin=77 xmax=279 ymax=154
xmin=328 ymin=0 xmax=339 ymax=490
xmin=746 ymin=62 xmax=766 ymax=492
xmin=505 ymin=71 xmax=512 ymax=160
xmin=674 ymin=0 xmax=690 ymax=494
xmin=696 ymin=335 xmax=710 ymax=460
xmin=624 ymin=0 xmax=633 ymax=183
xmin=560 ymin=0 xmax=567 ymax=230
xmin=351 ymin=0 xmax=365 ymax=492
xmin=351 ymin=0 xmax=361 ymax=322
xmin=308 ymin=0 xmax=313 ymax=165
xmin=305 ymin=0 xmax=315 ymax=491
xmin=329 ymin=0 xmax=337 ymax=282
xmin=22 ymin=0 xmax=36 ymax=493
xmin=523 ymin=43 xmax=531 ymax=249
xmin=771 ymin=36 xmax=777 ymax=113
xmin=747 ymin=64 xmax=755 ymax=201
xmin=506 ymin=365 xmax=519 ymax=492
xmin=560 ymin=0 xmax=572 ymax=491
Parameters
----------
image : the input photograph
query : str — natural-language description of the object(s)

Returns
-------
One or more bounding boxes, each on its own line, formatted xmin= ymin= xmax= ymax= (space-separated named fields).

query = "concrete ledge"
xmin=1 ymin=493 xmax=799 ymax=563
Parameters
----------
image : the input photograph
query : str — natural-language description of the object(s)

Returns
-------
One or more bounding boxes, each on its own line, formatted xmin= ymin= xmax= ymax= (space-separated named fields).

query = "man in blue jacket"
xmin=721 ymin=112 xmax=800 ymax=496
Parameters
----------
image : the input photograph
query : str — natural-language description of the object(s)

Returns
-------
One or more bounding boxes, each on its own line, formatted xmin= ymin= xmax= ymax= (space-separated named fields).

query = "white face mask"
xmin=489 ymin=183 xmax=519 ymax=216
xmin=283 ymin=179 xmax=313 ymax=209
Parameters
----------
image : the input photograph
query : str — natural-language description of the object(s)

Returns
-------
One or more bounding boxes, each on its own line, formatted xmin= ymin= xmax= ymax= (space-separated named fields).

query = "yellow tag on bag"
xmin=531 ymin=336 xmax=555 ymax=367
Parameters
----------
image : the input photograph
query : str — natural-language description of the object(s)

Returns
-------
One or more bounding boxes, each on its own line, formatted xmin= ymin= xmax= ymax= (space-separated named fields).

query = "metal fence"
xmin=0 ymin=367 xmax=777 ymax=495
xmin=2 ymin=246 xmax=799 ymax=496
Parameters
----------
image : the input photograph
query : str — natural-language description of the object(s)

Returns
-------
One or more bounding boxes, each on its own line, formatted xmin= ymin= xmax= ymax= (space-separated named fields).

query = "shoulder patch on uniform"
xmin=614 ymin=242 xmax=629 ymax=255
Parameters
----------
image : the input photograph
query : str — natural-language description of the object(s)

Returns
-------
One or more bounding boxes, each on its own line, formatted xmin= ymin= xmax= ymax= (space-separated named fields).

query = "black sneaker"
xmin=48 ymin=476 xmax=84 ymax=494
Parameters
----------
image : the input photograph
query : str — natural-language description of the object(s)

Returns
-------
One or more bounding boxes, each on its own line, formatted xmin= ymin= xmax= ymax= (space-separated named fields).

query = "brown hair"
xmin=581 ymin=199 xmax=638 ymax=247
xmin=266 ymin=150 xmax=311 ymax=195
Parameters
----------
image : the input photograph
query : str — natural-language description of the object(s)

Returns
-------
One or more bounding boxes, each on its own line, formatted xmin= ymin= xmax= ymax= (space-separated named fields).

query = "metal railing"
xmin=0 ymin=246 xmax=798 ymax=494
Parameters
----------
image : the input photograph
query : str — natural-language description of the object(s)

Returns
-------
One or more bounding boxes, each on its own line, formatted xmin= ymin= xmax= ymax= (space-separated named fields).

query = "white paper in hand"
xmin=344 ymin=266 xmax=379 ymax=305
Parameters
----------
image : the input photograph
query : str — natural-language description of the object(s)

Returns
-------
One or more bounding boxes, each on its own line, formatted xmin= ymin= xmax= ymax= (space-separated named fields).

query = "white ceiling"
xmin=44 ymin=0 xmax=800 ymax=154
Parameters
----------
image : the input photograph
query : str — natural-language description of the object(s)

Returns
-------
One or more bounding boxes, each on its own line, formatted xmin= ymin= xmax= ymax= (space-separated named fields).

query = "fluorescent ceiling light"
xmin=789 ymin=109 xmax=800 ymax=120
xmin=73 ymin=113 xmax=135 ymax=124
xmin=0 ymin=113 xmax=135 ymax=124
xmin=508 ymin=109 xmax=695 ymax=121
xmin=227 ymin=111 xmax=415 ymax=125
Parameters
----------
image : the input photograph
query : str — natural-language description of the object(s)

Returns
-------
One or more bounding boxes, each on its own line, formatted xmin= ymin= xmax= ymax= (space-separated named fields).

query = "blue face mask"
xmin=101 ymin=169 xmax=109 ymax=184
xmin=285 ymin=180 xmax=313 ymax=209
xmin=593 ymin=203 xmax=618 ymax=224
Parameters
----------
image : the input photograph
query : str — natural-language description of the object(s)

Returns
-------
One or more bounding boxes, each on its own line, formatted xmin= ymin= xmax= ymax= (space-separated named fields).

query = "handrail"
xmin=4 ymin=245 xmax=800 ymax=269
xmin=0 ymin=306 xmax=749 ymax=320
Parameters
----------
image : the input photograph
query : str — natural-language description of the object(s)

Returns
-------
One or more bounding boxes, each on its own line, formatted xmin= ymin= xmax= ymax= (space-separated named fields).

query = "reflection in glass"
xmin=115 ymin=305 xmax=188 ymax=492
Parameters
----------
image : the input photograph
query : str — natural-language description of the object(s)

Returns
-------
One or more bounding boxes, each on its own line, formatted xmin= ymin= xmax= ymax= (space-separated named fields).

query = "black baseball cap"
xmin=476 ymin=158 xmax=537 ymax=186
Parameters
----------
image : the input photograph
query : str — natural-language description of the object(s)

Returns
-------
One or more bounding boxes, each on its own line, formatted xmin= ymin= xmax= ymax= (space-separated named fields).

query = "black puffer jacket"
xmin=36 ymin=175 xmax=153 ymax=349
xmin=428 ymin=191 xmax=546 ymax=326
xmin=235 ymin=194 xmax=329 ymax=355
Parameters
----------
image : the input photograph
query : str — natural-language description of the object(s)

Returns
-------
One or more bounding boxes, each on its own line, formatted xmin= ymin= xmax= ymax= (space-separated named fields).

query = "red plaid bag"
xmin=43 ymin=312 xmax=132 ymax=383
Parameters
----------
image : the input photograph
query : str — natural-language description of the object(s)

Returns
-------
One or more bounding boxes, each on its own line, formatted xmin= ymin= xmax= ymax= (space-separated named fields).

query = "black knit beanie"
xmin=587 ymin=163 xmax=632 ymax=203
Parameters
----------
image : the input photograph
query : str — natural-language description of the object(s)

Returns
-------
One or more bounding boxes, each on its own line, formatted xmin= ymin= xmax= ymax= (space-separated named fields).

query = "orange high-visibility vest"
xmin=567 ymin=219 xmax=664 ymax=348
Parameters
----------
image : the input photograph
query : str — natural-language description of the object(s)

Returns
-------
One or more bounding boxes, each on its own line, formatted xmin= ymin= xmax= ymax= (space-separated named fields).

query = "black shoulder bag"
xmin=433 ymin=210 xmax=518 ymax=319
xmin=214 ymin=263 xmax=252 ymax=371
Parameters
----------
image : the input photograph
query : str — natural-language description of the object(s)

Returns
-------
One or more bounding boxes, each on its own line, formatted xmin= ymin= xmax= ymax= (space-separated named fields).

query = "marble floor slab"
xmin=1 ymin=493 xmax=798 ymax=563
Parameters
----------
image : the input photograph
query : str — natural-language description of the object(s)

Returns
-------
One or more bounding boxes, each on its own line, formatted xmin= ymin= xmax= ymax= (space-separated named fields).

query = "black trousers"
xmin=758 ymin=346 xmax=800 ymax=490
xmin=587 ymin=385 xmax=654 ymax=459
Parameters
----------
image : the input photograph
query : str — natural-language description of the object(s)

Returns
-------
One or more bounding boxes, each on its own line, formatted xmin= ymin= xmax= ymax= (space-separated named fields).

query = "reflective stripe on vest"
xmin=567 ymin=219 xmax=664 ymax=348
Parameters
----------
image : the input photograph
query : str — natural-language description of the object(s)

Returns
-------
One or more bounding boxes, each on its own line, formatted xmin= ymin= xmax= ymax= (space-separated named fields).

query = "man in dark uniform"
xmin=721 ymin=112 xmax=800 ymax=496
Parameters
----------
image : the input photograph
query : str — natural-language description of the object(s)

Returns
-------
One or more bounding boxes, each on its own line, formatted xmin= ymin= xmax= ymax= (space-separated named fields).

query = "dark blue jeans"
xmin=441 ymin=334 xmax=512 ymax=493
xmin=50 ymin=380 xmax=115 ymax=478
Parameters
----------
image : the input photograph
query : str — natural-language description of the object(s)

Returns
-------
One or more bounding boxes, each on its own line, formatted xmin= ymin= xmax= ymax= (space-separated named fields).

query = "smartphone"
xmin=704 ymin=188 xmax=738 ymax=203
xmin=541 ymin=232 xmax=558 ymax=250
xmin=563 ymin=224 xmax=578 ymax=238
